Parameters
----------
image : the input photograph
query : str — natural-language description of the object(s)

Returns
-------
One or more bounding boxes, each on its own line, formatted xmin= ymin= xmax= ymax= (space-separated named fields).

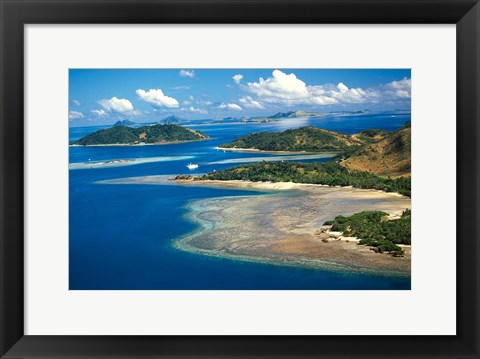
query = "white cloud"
xmin=69 ymin=110 xmax=84 ymax=119
xmin=98 ymin=97 xmax=134 ymax=113
xmin=247 ymin=70 xmax=310 ymax=102
xmin=232 ymin=74 xmax=243 ymax=84
xmin=136 ymin=89 xmax=179 ymax=108
xmin=245 ymin=69 xmax=408 ymax=107
xmin=239 ymin=96 xmax=265 ymax=109
xmin=384 ymin=77 xmax=411 ymax=99
xmin=187 ymin=106 xmax=208 ymax=114
xmin=179 ymin=69 xmax=195 ymax=78
xmin=72 ymin=99 xmax=81 ymax=106
xmin=91 ymin=109 xmax=107 ymax=117
xmin=218 ymin=103 xmax=242 ymax=111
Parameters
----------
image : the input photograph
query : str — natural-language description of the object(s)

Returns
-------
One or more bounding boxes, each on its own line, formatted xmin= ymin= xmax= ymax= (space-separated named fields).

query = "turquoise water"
xmin=69 ymin=112 xmax=411 ymax=290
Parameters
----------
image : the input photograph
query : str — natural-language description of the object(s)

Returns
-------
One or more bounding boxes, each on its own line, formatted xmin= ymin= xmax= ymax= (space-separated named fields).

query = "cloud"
xmin=232 ymin=74 xmax=243 ymax=84
xmin=239 ymin=96 xmax=265 ymax=109
xmin=245 ymin=69 xmax=408 ymax=107
xmin=136 ymin=89 xmax=179 ymax=108
xmin=72 ymin=99 xmax=81 ymax=106
xmin=246 ymin=70 xmax=310 ymax=103
xmin=218 ymin=103 xmax=242 ymax=111
xmin=187 ymin=106 xmax=208 ymax=114
xmin=91 ymin=109 xmax=107 ymax=117
xmin=98 ymin=97 xmax=134 ymax=113
xmin=384 ymin=77 xmax=411 ymax=99
xmin=179 ymin=69 xmax=195 ymax=78
xmin=69 ymin=111 xmax=84 ymax=119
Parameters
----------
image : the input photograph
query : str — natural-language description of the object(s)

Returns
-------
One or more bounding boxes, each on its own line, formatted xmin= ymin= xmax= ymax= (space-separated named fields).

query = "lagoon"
xmin=69 ymin=112 xmax=411 ymax=290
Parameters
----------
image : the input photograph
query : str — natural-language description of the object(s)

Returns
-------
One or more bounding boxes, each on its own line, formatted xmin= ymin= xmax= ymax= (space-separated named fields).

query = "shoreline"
xmin=215 ymin=146 xmax=340 ymax=155
xmin=171 ymin=181 xmax=411 ymax=276
xmin=173 ymin=178 xmax=408 ymax=198
xmin=97 ymin=175 xmax=411 ymax=276
xmin=69 ymin=138 xmax=209 ymax=147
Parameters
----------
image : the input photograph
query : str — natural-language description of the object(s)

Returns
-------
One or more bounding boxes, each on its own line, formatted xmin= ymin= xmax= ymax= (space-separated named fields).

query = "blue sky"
xmin=69 ymin=69 xmax=411 ymax=126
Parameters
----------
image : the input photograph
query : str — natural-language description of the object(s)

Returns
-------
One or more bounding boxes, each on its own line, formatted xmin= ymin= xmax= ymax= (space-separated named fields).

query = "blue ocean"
xmin=69 ymin=112 xmax=411 ymax=290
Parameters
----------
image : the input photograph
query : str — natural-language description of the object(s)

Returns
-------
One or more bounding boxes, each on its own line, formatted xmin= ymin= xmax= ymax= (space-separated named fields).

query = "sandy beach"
xmin=215 ymin=146 xmax=339 ymax=155
xmin=172 ymin=179 xmax=411 ymax=276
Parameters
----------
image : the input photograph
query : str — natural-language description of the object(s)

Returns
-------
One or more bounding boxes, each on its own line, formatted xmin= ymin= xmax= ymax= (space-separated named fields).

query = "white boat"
xmin=186 ymin=163 xmax=199 ymax=170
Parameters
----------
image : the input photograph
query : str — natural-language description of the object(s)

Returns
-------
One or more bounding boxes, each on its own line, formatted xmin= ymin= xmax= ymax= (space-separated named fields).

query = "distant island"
xmin=71 ymin=124 xmax=209 ymax=146
xmin=268 ymin=110 xmax=327 ymax=119
xmin=114 ymin=119 xmax=137 ymax=127
xmin=159 ymin=115 xmax=186 ymax=124
xmin=219 ymin=126 xmax=365 ymax=152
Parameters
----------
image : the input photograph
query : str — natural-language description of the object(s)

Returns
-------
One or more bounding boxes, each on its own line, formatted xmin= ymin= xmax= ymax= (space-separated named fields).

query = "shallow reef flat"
xmin=174 ymin=182 xmax=411 ymax=276
xmin=208 ymin=152 xmax=337 ymax=165
xmin=69 ymin=155 xmax=194 ymax=170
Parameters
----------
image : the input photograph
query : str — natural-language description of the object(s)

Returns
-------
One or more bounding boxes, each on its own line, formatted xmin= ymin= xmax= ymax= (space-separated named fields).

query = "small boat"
xmin=186 ymin=163 xmax=199 ymax=170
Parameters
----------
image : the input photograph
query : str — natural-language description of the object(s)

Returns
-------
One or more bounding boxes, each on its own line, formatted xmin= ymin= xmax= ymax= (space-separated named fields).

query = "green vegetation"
xmin=219 ymin=126 xmax=364 ymax=152
xmin=72 ymin=124 xmax=209 ymax=146
xmin=323 ymin=210 xmax=411 ymax=256
xmin=189 ymin=161 xmax=410 ymax=197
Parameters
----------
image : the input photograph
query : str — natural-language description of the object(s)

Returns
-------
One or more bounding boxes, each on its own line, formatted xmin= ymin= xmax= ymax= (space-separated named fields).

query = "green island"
xmin=219 ymin=126 xmax=365 ymax=152
xmin=267 ymin=110 xmax=326 ymax=119
xmin=71 ymin=124 xmax=209 ymax=146
xmin=323 ymin=209 xmax=411 ymax=256
xmin=175 ymin=161 xmax=411 ymax=197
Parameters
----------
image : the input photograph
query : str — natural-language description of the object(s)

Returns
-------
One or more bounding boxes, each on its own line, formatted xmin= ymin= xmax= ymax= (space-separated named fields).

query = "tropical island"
xmin=321 ymin=209 xmax=411 ymax=257
xmin=168 ymin=119 xmax=412 ymax=273
xmin=175 ymin=161 xmax=411 ymax=197
xmin=267 ymin=110 xmax=327 ymax=119
xmin=177 ymin=122 xmax=411 ymax=196
xmin=218 ymin=126 xmax=366 ymax=152
xmin=71 ymin=124 xmax=209 ymax=146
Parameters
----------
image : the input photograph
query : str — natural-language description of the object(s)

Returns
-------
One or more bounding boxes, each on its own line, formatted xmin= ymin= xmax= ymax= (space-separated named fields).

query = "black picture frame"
xmin=1 ymin=0 xmax=479 ymax=358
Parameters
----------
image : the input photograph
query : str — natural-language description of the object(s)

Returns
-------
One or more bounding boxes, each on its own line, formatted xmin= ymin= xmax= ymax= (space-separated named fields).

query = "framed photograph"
xmin=1 ymin=0 xmax=479 ymax=358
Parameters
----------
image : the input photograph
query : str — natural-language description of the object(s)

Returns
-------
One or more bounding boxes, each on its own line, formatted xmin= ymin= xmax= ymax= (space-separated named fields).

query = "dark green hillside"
xmin=177 ymin=161 xmax=411 ymax=197
xmin=72 ymin=124 xmax=209 ymax=146
xmin=219 ymin=126 xmax=365 ymax=152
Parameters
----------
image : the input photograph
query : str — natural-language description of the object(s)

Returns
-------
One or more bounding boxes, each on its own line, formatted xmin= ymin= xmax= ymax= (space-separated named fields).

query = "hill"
xmin=341 ymin=125 xmax=411 ymax=176
xmin=160 ymin=115 xmax=186 ymax=124
xmin=219 ymin=126 xmax=365 ymax=152
xmin=72 ymin=124 xmax=209 ymax=146
xmin=114 ymin=119 xmax=137 ymax=127
xmin=268 ymin=110 xmax=326 ymax=119
xmin=352 ymin=129 xmax=391 ymax=144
